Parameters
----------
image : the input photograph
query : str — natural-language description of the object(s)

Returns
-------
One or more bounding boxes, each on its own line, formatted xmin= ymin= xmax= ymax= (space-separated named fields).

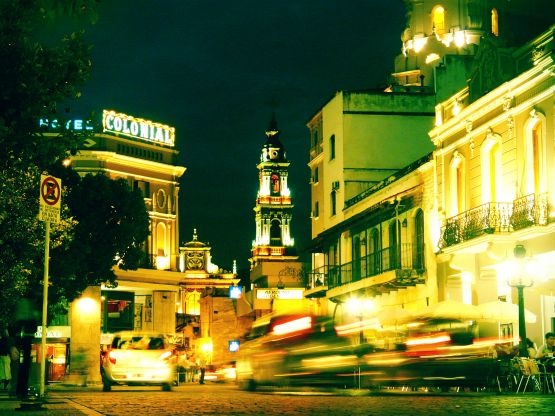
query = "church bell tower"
xmin=250 ymin=115 xmax=297 ymax=269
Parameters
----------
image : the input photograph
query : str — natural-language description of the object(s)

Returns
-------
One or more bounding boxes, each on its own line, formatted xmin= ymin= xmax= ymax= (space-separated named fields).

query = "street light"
xmin=506 ymin=244 xmax=535 ymax=358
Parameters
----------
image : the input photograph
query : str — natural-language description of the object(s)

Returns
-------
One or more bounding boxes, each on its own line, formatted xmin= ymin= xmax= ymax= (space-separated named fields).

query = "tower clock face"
xmin=186 ymin=252 xmax=204 ymax=270
xmin=270 ymin=148 xmax=279 ymax=159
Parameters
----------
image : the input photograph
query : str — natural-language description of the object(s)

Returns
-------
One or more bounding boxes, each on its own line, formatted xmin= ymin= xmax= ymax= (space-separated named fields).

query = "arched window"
xmin=185 ymin=290 xmax=201 ymax=315
xmin=329 ymin=134 xmax=336 ymax=160
xmin=491 ymin=8 xmax=499 ymax=36
xmin=481 ymin=133 xmax=502 ymax=203
xmin=271 ymin=174 xmax=280 ymax=194
xmin=413 ymin=210 xmax=425 ymax=270
xmin=524 ymin=112 xmax=546 ymax=196
xmin=156 ymin=222 xmax=166 ymax=256
xmin=270 ymin=220 xmax=281 ymax=245
xmin=432 ymin=5 xmax=446 ymax=35
xmin=449 ymin=151 xmax=465 ymax=215
xmin=331 ymin=190 xmax=337 ymax=216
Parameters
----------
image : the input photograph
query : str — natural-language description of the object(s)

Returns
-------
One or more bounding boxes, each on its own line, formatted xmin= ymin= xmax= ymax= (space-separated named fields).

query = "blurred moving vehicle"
xmin=101 ymin=332 xmax=176 ymax=391
xmin=203 ymin=363 xmax=237 ymax=383
xmin=358 ymin=318 xmax=498 ymax=389
xmin=236 ymin=314 xmax=359 ymax=391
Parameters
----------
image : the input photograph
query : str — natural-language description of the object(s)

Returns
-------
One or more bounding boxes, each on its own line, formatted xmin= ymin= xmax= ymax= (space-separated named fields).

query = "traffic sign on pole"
xmin=39 ymin=175 xmax=61 ymax=224
xmin=37 ymin=174 xmax=62 ymax=399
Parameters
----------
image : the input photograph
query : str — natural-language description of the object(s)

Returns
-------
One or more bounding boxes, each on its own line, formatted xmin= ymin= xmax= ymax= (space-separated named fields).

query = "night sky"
xmin=71 ymin=0 xmax=406 ymax=271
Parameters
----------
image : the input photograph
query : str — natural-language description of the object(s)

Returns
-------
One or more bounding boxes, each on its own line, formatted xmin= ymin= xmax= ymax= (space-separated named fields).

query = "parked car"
xmin=101 ymin=331 xmax=176 ymax=391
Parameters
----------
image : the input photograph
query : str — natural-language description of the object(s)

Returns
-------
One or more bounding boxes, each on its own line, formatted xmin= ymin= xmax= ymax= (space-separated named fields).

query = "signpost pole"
xmin=39 ymin=221 xmax=50 ymax=398
xmin=37 ymin=174 xmax=61 ymax=401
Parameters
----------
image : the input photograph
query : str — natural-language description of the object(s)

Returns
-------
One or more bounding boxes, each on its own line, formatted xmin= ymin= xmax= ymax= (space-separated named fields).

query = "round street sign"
xmin=40 ymin=176 xmax=61 ymax=206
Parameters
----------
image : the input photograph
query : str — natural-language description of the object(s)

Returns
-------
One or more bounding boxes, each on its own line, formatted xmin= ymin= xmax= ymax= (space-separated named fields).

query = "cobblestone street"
xmin=1 ymin=384 xmax=553 ymax=416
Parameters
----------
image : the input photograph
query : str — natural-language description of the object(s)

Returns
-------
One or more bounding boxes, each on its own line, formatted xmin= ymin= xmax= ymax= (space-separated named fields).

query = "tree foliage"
xmin=0 ymin=1 xmax=150 ymax=324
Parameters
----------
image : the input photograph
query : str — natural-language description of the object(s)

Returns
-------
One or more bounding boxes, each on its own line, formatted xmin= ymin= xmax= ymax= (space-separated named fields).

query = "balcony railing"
xmin=440 ymin=193 xmax=549 ymax=248
xmin=305 ymin=244 xmax=424 ymax=292
xmin=307 ymin=266 xmax=331 ymax=289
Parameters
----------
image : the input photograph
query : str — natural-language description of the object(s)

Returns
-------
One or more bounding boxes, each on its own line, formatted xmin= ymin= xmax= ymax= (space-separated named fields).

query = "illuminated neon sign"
xmin=256 ymin=289 xmax=304 ymax=300
xmin=39 ymin=118 xmax=94 ymax=131
xmin=102 ymin=109 xmax=175 ymax=147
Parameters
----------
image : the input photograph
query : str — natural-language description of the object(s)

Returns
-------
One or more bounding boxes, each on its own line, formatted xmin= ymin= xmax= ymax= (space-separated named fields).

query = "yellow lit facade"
xmin=66 ymin=110 xmax=243 ymax=379
xmin=432 ymin=25 xmax=555 ymax=344
xmin=306 ymin=1 xmax=554 ymax=348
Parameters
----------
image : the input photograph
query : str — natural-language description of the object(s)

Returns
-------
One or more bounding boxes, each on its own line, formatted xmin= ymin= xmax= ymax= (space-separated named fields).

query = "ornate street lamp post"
xmin=507 ymin=244 xmax=533 ymax=358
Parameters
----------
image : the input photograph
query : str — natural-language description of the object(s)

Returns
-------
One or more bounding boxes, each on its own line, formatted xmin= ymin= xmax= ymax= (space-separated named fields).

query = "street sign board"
xmin=39 ymin=175 xmax=62 ymax=224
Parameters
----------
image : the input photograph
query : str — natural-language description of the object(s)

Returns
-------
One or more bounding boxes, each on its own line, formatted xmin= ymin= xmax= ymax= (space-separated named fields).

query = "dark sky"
xmin=72 ymin=0 xmax=406 ymax=271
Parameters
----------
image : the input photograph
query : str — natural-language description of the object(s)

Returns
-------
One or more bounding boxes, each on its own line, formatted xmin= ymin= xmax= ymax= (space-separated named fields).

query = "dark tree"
xmin=47 ymin=172 xmax=150 ymax=307
xmin=0 ymin=1 xmax=149 ymax=324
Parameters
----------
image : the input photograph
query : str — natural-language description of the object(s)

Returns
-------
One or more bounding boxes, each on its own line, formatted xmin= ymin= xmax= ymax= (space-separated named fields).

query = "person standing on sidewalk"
xmin=0 ymin=328 xmax=12 ymax=390
xmin=197 ymin=356 xmax=206 ymax=384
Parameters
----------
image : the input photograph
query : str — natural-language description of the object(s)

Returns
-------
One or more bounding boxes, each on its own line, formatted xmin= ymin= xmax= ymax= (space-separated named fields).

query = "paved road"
xmin=0 ymin=383 xmax=553 ymax=416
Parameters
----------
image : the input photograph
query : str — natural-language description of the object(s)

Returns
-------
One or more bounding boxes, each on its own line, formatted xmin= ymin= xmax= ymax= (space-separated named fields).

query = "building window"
xmin=413 ymin=210 xmax=425 ymax=270
xmin=312 ymin=131 xmax=318 ymax=148
xmin=481 ymin=133 xmax=502 ymax=203
xmin=156 ymin=222 xmax=167 ymax=256
xmin=313 ymin=201 xmax=319 ymax=218
xmin=329 ymin=134 xmax=336 ymax=160
xmin=186 ymin=290 xmax=201 ymax=315
xmin=388 ymin=220 xmax=401 ymax=270
xmin=352 ymin=236 xmax=362 ymax=280
xmin=331 ymin=190 xmax=337 ymax=216
xmin=270 ymin=220 xmax=281 ymax=245
xmin=432 ymin=5 xmax=446 ymax=35
xmin=313 ymin=167 xmax=319 ymax=183
xmin=271 ymin=174 xmax=280 ymax=194
xmin=525 ymin=113 xmax=546 ymax=195
xmin=449 ymin=151 xmax=465 ymax=215
xmin=102 ymin=291 xmax=134 ymax=332
xmin=491 ymin=8 xmax=499 ymax=36
xmin=369 ymin=228 xmax=381 ymax=275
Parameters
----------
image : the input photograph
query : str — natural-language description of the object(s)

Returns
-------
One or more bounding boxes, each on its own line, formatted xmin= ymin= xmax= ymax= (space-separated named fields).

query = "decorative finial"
xmin=266 ymin=113 xmax=278 ymax=137
xmin=193 ymin=228 xmax=198 ymax=240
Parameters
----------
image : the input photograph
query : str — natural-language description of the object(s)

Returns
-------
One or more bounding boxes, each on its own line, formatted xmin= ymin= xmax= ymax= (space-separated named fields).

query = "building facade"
xmin=305 ymin=1 xmax=555 ymax=348
xmin=63 ymin=110 xmax=241 ymax=382
xmin=432 ymin=24 xmax=555 ymax=345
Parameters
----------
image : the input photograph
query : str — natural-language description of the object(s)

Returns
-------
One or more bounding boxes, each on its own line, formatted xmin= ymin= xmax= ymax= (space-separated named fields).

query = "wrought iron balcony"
xmin=307 ymin=244 xmax=425 ymax=295
xmin=440 ymin=193 xmax=549 ymax=248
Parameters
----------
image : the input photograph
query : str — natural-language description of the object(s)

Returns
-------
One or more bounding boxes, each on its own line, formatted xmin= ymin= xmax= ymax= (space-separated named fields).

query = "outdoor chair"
xmin=535 ymin=361 xmax=555 ymax=394
xmin=495 ymin=358 xmax=518 ymax=393
xmin=515 ymin=357 xmax=544 ymax=393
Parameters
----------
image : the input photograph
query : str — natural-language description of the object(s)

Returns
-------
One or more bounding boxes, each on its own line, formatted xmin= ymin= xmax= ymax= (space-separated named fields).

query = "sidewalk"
xmin=0 ymin=385 xmax=97 ymax=415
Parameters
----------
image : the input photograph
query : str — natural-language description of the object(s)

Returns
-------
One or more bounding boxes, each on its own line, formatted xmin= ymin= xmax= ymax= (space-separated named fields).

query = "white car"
xmin=101 ymin=332 xmax=176 ymax=391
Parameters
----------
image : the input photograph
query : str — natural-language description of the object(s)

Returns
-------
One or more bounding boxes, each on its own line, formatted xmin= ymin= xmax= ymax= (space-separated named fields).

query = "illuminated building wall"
xmin=431 ymin=25 xmax=555 ymax=344
xmin=64 ymin=110 xmax=239 ymax=381
xmin=70 ymin=110 xmax=186 ymax=271
xmin=393 ymin=0 xmax=553 ymax=102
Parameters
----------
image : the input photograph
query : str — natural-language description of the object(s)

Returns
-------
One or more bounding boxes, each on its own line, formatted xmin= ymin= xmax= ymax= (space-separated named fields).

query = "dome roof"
xmin=182 ymin=229 xmax=208 ymax=248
